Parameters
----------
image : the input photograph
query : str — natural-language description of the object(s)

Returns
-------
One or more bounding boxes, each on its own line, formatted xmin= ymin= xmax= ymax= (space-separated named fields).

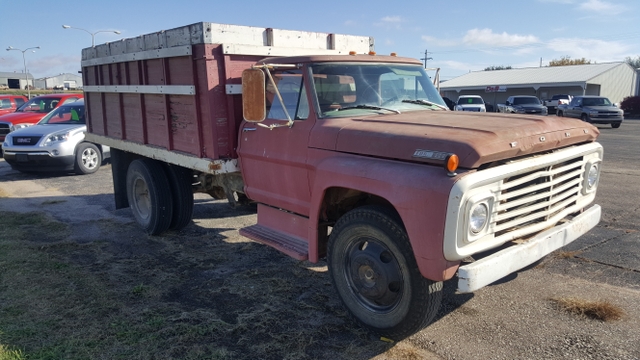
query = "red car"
xmin=0 ymin=93 xmax=84 ymax=143
xmin=0 ymin=95 xmax=28 ymax=116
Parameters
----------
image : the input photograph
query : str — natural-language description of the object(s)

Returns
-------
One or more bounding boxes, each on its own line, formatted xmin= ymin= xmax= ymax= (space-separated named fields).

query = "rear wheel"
xmin=327 ymin=205 xmax=442 ymax=340
xmin=557 ymin=110 xmax=563 ymax=117
xmin=581 ymin=114 xmax=590 ymax=122
xmin=611 ymin=123 xmax=621 ymax=128
xmin=126 ymin=159 xmax=173 ymax=235
xmin=74 ymin=143 xmax=101 ymax=175
xmin=163 ymin=164 xmax=194 ymax=230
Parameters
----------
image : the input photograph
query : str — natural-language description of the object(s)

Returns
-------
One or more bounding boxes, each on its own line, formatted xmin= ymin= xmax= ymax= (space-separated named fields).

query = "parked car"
xmin=0 ymin=93 xmax=84 ymax=144
xmin=497 ymin=96 xmax=548 ymax=115
xmin=556 ymin=96 xmax=623 ymax=128
xmin=2 ymin=100 xmax=110 ymax=174
xmin=543 ymin=94 xmax=573 ymax=113
xmin=454 ymin=95 xmax=486 ymax=112
xmin=0 ymin=95 xmax=28 ymax=116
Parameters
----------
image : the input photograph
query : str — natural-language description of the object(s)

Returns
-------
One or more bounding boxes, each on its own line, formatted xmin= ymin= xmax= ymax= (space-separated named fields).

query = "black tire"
xmin=327 ymin=205 xmax=442 ymax=340
xmin=581 ymin=114 xmax=590 ymax=122
xmin=556 ymin=110 xmax=563 ymax=117
xmin=611 ymin=123 xmax=621 ymax=128
xmin=74 ymin=143 xmax=102 ymax=175
xmin=126 ymin=159 xmax=173 ymax=235
xmin=163 ymin=164 xmax=194 ymax=230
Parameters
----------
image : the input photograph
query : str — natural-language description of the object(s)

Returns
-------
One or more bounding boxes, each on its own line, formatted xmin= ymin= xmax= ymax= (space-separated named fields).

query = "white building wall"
xmin=589 ymin=63 xmax=637 ymax=104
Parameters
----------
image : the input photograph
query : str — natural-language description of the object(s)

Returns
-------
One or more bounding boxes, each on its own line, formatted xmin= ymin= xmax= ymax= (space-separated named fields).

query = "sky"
xmin=1 ymin=0 xmax=639 ymax=82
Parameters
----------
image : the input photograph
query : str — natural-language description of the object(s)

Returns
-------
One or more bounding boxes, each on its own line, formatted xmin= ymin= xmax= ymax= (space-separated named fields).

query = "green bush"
xmin=620 ymin=96 xmax=640 ymax=116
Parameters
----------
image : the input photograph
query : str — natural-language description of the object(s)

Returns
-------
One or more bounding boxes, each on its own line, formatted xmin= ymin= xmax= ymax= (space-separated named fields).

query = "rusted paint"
xmin=209 ymin=162 xmax=222 ymax=171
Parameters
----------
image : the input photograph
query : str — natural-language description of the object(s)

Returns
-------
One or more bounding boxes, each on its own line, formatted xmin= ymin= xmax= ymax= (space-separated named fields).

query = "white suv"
xmin=454 ymin=95 xmax=486 ymax=112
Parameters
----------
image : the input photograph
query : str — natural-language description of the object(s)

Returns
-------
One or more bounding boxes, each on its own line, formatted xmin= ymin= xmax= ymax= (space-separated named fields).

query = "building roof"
xmin=0 ymin=71 xmax=34 ymax=78
xmin=440 ymin=62 xmax=627 ymax=91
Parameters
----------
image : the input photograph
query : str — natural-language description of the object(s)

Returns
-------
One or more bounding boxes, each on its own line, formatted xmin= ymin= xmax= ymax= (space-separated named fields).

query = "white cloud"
xmin=547 ymin=37 xmax=632 ymax=62
xmin=579 ymin=0 xmax=624 ymax=13
xmin=537 ymin=0 xmax=574 ymax=3
xmin=344 ymin=20 xmax=357 ymax=26
xmin=422 ymin=35 xmax=457 ymax=47
xmin=381 ymin=16 xmax=402 ymax=24
xmin=376 ymin=16 xmax=405 ymax=29
xmin=463 ymin=29 xmax=540 ymax=47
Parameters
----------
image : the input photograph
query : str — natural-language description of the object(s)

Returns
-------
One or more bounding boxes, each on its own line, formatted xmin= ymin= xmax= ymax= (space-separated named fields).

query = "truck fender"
xmin=307 ymin=152 xmax=461 ymax=281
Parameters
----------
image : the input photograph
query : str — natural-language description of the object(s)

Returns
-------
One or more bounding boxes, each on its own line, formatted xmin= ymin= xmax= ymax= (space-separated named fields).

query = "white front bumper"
xmin=457 ymin=204 xmax=601 ymax=293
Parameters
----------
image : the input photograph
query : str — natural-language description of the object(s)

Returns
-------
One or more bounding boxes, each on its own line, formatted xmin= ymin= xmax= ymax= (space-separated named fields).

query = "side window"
xmin=0 ymin=99 xmax=11 ymax=109
xmin=61 ymin=97 xmax=78 ymax=105
xmin=14 ymin=98 xmax=25 ymax=107
xmin=266 ymin=72 xmax=308 ymax=120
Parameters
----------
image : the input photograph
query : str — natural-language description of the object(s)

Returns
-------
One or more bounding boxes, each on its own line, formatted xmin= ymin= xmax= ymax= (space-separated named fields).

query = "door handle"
xmin=243 ymin=127 xmax=257 ymax=132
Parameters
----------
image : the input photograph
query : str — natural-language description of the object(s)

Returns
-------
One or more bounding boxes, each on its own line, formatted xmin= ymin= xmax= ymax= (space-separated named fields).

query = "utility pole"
xmin=420 ymin=49 xmax=433 ymax=69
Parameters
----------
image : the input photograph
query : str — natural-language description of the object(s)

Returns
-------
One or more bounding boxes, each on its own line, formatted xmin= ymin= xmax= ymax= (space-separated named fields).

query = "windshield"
xmin=512 ymin=97 xmax=541 ymax=105
xmin=16 ymin=97 xmax=63 ymax=113
xmin=458 ymin=97 xmax=484 ymax=105
xmin=38 ymin=103 xmax=85 ymax=125
xmin=582 ymin=97 xmax=612 ymax=106
xmin=309 ymin=63 xmax=446 ymax=118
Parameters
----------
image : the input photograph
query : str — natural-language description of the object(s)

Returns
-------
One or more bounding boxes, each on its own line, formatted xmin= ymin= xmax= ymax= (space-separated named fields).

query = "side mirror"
xmin=505 ymin=101 xmax=511 ymax=106
xmin=242 ymin=69 xmax=266 ymax=122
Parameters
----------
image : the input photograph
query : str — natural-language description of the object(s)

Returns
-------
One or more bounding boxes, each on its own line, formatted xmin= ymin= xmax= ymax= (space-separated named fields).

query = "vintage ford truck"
xmin=82 ymin=22 xmax=603 ymax=340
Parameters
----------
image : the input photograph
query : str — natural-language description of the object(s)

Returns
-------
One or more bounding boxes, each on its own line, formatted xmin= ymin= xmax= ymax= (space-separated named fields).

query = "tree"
xmin=625 ymin=56 xmax=640 ymax=69
xmin=484 ymin=65 xmax=512 ymax=71
xmin=548 ymin=56 xmax=591 ymax=66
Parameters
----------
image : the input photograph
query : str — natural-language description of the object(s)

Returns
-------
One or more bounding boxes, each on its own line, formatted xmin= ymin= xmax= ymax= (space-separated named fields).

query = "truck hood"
xmin=9 ymin=123 xmax=86 ymax=137
xmin=0 ymin=111 xmax=46 ymax=125
xmin=310 ymin=110 xmax=599 ymax=168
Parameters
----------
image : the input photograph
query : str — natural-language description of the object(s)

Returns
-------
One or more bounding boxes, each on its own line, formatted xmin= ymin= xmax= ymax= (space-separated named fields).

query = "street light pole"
xmin=6 ymin=46 xmax=40 ymax=99
xmin=62 ymin=25 xmax=121 ymax=47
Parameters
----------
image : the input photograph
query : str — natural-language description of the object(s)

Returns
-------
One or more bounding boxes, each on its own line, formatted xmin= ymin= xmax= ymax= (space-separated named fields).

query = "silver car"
xmin=1 ymin=100 xmax=109 ymax=174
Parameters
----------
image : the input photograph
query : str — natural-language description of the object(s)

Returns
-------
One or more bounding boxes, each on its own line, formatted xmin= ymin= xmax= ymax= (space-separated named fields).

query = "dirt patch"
xmin=550 ymin=297 xmax=625 ymax=322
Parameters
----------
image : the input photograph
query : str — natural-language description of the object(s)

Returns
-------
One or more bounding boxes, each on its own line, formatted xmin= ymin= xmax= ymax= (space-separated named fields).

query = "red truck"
xmin=0 ymin=95 xmax=28 ymax=116
xmin=83 ymin=22 xmax=603 ymax=340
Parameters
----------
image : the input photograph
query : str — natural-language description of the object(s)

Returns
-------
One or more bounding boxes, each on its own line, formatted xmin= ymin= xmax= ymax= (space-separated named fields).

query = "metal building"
xmin=440 ymin=62 xmax=638 ymax=108
xmin=34 ymin=73 xmax=83 ymax=90
xmin=0 ymin=71 xmax=36 ymax=90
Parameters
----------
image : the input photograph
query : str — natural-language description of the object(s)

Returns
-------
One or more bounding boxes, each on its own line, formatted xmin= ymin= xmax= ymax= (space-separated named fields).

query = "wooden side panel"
xmin=122 ymin=94 xmax=145 ymax=143
xmin=88 ymin=92 xmax=105 ymax=135
xmin=128 ymin=62 xmax=141 ymax=85
xmin=167 ymin=56 xmax=194 ymax=85
xmin=105 ymin=93 xmax=123 ymax=138
xmin=169 ymin=95 xmax=200 ymax=154
xmin=145 ymin=59 xmax=165 ymax=85
xmin=144 ymin=94 xmax=169 ymax=149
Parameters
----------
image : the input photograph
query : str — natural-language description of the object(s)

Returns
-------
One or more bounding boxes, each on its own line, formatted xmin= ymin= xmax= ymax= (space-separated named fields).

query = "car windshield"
xmin=16 ymin=97 xmax=63 ymax=113
xmin=38 ymin=104 xmax=85 ymax=125
xmin=458 ymin=97 xmax=483 ymax=105
xmin=582 ymin=97 xmax=612 ymax=106
xmin=513 ymin=97 xmax=540 ymax=105
xmin=309 ymin=62 xmax=447 ymax=118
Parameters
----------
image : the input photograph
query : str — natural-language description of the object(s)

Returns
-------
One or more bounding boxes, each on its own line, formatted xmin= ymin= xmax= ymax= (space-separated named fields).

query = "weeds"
xmin=550 ymin=297 xmax=625 ymax=321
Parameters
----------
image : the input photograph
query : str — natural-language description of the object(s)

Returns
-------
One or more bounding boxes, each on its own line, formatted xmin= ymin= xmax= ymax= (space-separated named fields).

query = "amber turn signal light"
xmin=368 ymin=51 xmax=376 ymax=56
xmin=349 ymin=51 xmax=357 ymax=55
xmin=445 ymin=154 xmax=459 ymax=176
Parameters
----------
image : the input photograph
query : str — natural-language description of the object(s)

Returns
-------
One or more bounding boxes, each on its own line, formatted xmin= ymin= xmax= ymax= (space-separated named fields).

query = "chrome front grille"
xmin=493 ymin=156 xmax=584 ymax=238
xmin=0 ymin=123 xmax=9 ymax=136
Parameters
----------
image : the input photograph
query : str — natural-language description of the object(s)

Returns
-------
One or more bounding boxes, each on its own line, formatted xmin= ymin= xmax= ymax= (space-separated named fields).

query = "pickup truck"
xmin=497 ymin=95 xmax=548 ymax=115
xmin=557 ymin=95 xmax=623 ymax=128
xmin=544 ymin=94 xmax=572 ymax=113
xmin=83 ymin=22 xmax=603 ymax=340
xmin=0 ymin=95 xmax=28 ymax=116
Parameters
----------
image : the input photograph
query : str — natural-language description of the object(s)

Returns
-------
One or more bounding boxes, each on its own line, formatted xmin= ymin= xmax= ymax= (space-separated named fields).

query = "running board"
xmin=239 ymin=204 xmax=309 ymax=260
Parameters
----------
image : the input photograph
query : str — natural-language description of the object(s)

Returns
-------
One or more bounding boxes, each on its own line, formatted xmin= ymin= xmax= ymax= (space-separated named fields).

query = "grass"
xmin=0 ymin=211 xmax=392 ymax=359
xmin=550 ymin=297 xmax=625 ymax=321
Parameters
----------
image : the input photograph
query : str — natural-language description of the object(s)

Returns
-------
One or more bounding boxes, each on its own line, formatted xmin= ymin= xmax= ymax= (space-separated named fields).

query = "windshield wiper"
xmin=402 ymin=99 xmax=448 ymax=111
xmin=336 ymin=104 xmax=401 ymax=114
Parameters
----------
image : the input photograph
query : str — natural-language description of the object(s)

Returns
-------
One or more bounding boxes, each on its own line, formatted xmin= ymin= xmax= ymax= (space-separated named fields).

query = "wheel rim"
xmin=82 ymin=148 xmax=98 ymax=169
xmin=343 ymin=238 xmax=404 ymax=312
xmin=132 ymin=177 xmax=151 ymax=221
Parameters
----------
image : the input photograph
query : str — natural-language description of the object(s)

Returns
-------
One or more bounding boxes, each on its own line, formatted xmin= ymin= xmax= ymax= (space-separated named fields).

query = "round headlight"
xmin=469 ymin=203 xmax=488 ymax=234
xmin=587 ymin=164 xmax=599 ymax=189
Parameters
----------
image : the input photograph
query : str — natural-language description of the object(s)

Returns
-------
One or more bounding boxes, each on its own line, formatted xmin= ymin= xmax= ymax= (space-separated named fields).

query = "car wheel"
xmin=74 ymin=143 xmax=102 ymax=175
xmin=163 ymin=164 xmax=194 ymax=230
xmin=126 ymin=158 xmax=173 ymax=235
xmin=581 ymin=114 xmax=590 ymax=122
xmin=327 ymin=205 xmax=442 ymax=340
xmin=557 ymin=110 xmax=563 ymax=117
xmin=611 ymin=123 xmax=621 ymax=129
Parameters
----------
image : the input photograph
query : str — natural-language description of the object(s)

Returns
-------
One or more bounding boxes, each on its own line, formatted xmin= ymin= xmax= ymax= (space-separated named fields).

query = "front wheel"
xmin=557 ymin=110 xmax=563 ymax=117
xmin=74 ymin=143 xmax=101 ymax=175
xmin=611 ymin=123 xmax=621 ymax=128
xmin=327 ymin=205 xmax=442 ymax=340
xmin=581 ymin=114 xmax=590 ymax=122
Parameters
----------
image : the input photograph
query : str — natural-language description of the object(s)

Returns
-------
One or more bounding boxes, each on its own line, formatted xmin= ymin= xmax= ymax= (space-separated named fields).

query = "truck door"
xmin=237 ymin=69 xmax=313 ymax=216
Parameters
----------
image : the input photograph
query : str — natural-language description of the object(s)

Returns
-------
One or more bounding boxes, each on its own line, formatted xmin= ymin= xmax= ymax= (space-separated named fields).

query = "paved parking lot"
xmin=0 ymin=119 xmax=639 ymax=359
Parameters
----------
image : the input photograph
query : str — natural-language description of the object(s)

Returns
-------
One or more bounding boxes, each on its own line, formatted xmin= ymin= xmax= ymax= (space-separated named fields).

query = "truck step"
xmin=240 ymin=224 xmax=309 ymax=260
